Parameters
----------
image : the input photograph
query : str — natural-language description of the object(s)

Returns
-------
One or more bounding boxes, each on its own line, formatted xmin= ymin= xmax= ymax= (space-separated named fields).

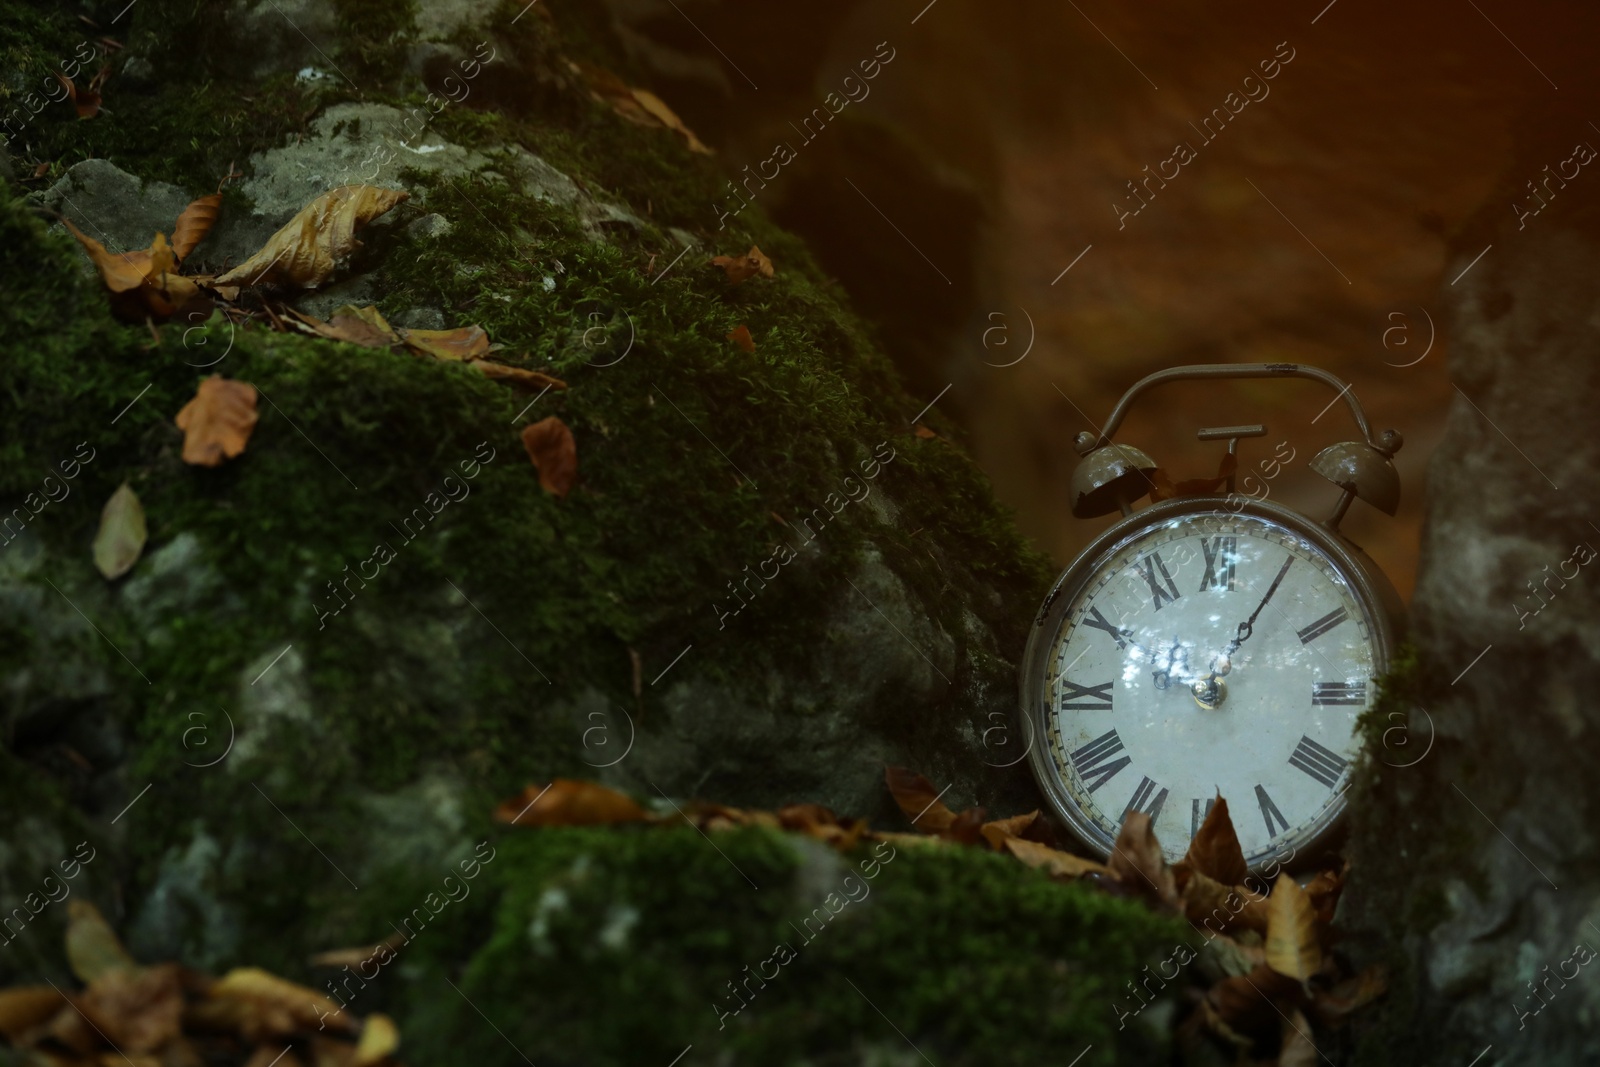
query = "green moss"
xmin=387 ymin=827 xmax=1186 ymax=1066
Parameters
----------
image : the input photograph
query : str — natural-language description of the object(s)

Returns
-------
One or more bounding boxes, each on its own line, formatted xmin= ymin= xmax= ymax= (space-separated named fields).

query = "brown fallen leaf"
xmin=170 ymin=194 xmax=222 ymax=263
xmin=0 ymin=987 xmax=66 ymax=1043
xmin=884 ymin=766 xmax=957 ymax=832
xmin=174 ymin=376 xmax=259 ymax=467
xmin=467 ymin=361 xmax=568 ymax=391
xmin=492 ymin=779 xmax=651 ymax=827
xmin=913 ymin=425 xmax=937 ymax=440
xmin=1003 ymin=837 xmax=1108 ymax=879
xmin=711 ymin=245 xmax=774 ymax=285
xmin=328 ymin=305 xmax=401 ymax=347
xmin=1305 ymin=861 xmax=1348 ymax=925
xmin=725 ymin=324 xmax=755 ymax=353
xmin=401 ymin=324 xmax=490 ymax=361
xmin=1148 ymin=451 xmax=1237 ymax=502
xmin=1206 ymin=961 xmax=1303 ymax=1034
xmin=77 ymin=962 xmax=185 ymax=1054
xmin=65 ymin=901 xmax=138 ymax=984
xmin=353 ymin=1012 xmax=398 ymax=1066
xmin=55 ymin=63 xmax=110 ymax=119
xmin=190 ymin=967 xmax=354 ymax=1040
xmin=1183 ymin=795 xmax=1248 ymax=888
xmin=521 ymin=416 xmax=577 ymax=498
xmin=61 ymin=218 xmax=149 ymax=293
xmin=979 ymin=810 xmax=1044 ymax=851
xmin=308 ymin=932 xmax=407 ymax=971
xmin=571 ymin=61 xmax=713 ymax=155
xmin=215 ymin=185 xmax=409 ymax=289
xmin=92 ymin=483 xmax=146 ymax=580
xmin=1265 ymin=873 xmax=1322 ymax=982
xmin=61 ymin=218 xmax=209 ymax=323
xmin=1309 ymin=964 xmax=1387 ymax=1026
xmin=1106 ymin=811 xmax=1180 ymax=910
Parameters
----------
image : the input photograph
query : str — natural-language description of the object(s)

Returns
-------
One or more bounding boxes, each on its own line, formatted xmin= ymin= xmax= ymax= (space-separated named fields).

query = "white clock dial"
xmin=1038 ymin=510 xmax=1376 ymax=866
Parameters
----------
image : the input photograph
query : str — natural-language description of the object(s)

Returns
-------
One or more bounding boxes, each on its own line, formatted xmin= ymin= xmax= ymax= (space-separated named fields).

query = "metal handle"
xmin=1074 ymin=363 xmax=1392 ymax=455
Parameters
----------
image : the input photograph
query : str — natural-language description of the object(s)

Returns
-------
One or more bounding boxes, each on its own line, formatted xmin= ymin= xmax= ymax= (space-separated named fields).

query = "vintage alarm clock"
xmin=1021 ymin=363 xmax=1405 ymax=870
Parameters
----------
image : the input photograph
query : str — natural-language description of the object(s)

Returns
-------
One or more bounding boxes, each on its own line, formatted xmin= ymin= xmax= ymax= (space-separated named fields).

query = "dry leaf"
xmin=308 ymin=932 xmax=407 ymax=970
xmin=913 ymin=425 xmax=937 ymax=440
xmin=884 ymin=766 xmax=956 ymax=832
xmin=353 ymin=1013 xmax=398 ymax=1066
xmin=467 ymin=361 xmax=568 ymax=391
xmin=78 ymin=963 xmax=184 ymax=1054
xmin=1278 ymin=1009 xmax=1320 ymax=1067
xmin=245 ymin=1047 xmax=305 ymax=1067
xmin=0 ymin=987 xmax=67 ymax=1042
xmin=1106 ymin=811 xmax=1180 ymax=910
xmin=725 ymin=324 xmax=755 ymax=352
xmin=1207 ymin=961 xmax=1303 ymax=1034
xmin=492 ymin=779 xmax=651 ymax=827
xmin=55 ymin=63 xmax=110 ymax=118
xmin=61 ymin=219 xmax=149 ymax=293
xmin=1183 ymin=795 xmax=1248 ymax=888
xmin=572 ymin=61 xmax=713 ymax=154
xmin=215 ymin=185 xmax=409 ymax=289
xmin=521 ymin=416 xmax=577 ymax=498
xmin=170 ymin=194 xmax=222 ymax=263
xmin=65 ymin=901 xmax=137 ymax=984
xmin=92 ymin=483 xmax=146 ymax=580
xmin=401 ymin=324 xmax=489 ymax=361
xmin=1305 ymin=861 xmax=1348 ymax=925
xmin=61 ymin=219 xmax=208 ymax=322
xmin=1309 ymin=964 xmax=1387 ymax=1026
xmin=1003 ymin=837 xmax=1107 ymax=879
xmin=193 ymin=967 xmax=353 ymax=1039
xmin=328 ymin=305 xmax=400 ymax=347
xmin=175 ymin=376 xmax=259 ymax=467
xmin=711 ymin=245 xmax=774 ymax=285
xmin=1265 ymin=873 xmax=1322 ymax=982
xmin=629 ymin=88 xmax=714 ymax=154
xmin=979 ymin=810 xmax=1043 ymax=850
xmin=1149 ymin=452 xmax=1237 ymax=502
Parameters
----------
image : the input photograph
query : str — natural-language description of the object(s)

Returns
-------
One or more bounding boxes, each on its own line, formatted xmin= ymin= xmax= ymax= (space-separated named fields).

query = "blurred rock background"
xmin=596 ymin=0 xmax=1600 ymax=597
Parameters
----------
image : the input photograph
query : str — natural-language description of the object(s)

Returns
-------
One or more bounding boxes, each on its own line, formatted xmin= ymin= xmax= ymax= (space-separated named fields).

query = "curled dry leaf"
xmin=55 ymin=62 xmax=110 ymax=118
xmin=1183 ymin=795 xmax=1248 ymax=887
xmin=62 ymin=215 xmax=209 ymax=323
xmin=215 ymin=185 xmax=409 ymax=290
xmin=711 ymin=245 xmax=774 ymax=285
xmin=492 ymin=779 xmax=651 ymax=827
xmin=1003 ymin=837 xmax=1108 ymax=879
xmin=192 ymin=967 xmax=354 ymax=1039
xmin=571 ymin=61 xmax=713 ymax=155
xmin=65 ymin=901 xmax=138 ymax=984
xmin=170 ymin=193 xmax=222 ymax=263
xmin=468 ymin=361 xmax=568 ymax=391
xmin=884 ymin=766 xmax=956 ymax=832
xmin=175 ymin=376 xmax=259 ymax=467
xmin=630 ymin=88 xmax=714 ymax=154
xmin=725 ymin=324 xmax=755 ymax=353
xmin=401 ymin=324 xmax=490 ymax=361
xmin=979 ymin=810 xmax=1043 ymax=850
xmin=1265 ymin=872 xmax=1322 ymax=982
xmin=1106 ymin=811 xmax=1180 ymax=910
xmin=92 ymin=482 xmax=146 ymax=580
xmin=521 ymin=416 xmax=578 ymax=498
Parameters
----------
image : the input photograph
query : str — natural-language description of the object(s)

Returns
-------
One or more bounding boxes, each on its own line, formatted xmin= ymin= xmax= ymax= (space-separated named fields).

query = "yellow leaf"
xmin=1265 ymin=873 xmax=1322 ymax=981
xmin=353 ymin=1013 xmax=399 ymax=1066
xmin=401 ymin=324 xmax=489 ymax=361
xmin=92 ymin=483 xmax=146 ymax=580
xmin=215 ymin=185 xmax=409 ymax=289
xmin=61 ymin=219 xmax=149 ymax=294
xmin=630 ymin=89 xmax=714 ymax=154
xmin=196 ymin=967 xmax=353 ymax=1039
xmin=65 ymin=901 xmax=137 ymax=984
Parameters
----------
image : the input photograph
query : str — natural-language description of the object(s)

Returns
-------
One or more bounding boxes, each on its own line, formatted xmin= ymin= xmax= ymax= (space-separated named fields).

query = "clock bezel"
xmin=1021 ymin=494 xmax=1401 ymax=872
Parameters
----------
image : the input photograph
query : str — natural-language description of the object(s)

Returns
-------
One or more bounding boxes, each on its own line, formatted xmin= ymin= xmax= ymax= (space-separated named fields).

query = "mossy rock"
xmin=0 ymin=0 xmax=1199 ymax=1061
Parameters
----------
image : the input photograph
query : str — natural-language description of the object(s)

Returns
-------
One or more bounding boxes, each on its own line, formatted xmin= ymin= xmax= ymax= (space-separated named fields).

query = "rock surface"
xmin=1341 ymin=121 xmax=1600 ymax=1065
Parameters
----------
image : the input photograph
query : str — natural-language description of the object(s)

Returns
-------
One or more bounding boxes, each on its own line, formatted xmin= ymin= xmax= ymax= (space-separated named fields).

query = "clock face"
xmin=1031 ymin=507 xmax=1379 ymax=867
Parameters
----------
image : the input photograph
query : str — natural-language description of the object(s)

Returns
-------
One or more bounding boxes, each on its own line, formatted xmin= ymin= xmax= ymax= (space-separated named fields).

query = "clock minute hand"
xmin=1224 ymin=554 xmax=1294 ymax=660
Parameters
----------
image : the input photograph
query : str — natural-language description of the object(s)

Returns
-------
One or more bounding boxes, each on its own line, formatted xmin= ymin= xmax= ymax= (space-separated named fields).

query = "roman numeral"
xmin=1199 ymin=536 xmax=1237 ymax=592
xmin=1297 ymin=606 xmax=1349 ymax=644
xmin=1312 ymin=680 xmax=1367 ymax=705
xmin=1134 ymin=551 xmax=1181 ymax=611
xmin=1071 ymin=729 xmax=1131 ymax=794
xmin=1191 ymin=797 xmax=1216 ymax=839
xmin=1060 ymin=679 xmax=1114 ymax=710
xmin=1121 ymin=776 xmax=1169 ymax=824
xmin=1082 ymin=604 xmax=1130 ymax=649
xmin=1255 ymin=784 xmax=1289 ymax=839
xmin=1289 ymin=735 xmax=1349 ymax=789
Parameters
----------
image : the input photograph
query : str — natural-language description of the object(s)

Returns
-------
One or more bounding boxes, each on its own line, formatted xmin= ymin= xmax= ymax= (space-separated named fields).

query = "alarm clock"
xmin=1021 ymin=363 xmax=1405 ymax=871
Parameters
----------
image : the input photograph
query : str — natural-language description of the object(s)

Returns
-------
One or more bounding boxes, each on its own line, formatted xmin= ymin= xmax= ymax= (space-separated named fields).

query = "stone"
xmin=32 ymin=159 xmax=193 ymax=256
